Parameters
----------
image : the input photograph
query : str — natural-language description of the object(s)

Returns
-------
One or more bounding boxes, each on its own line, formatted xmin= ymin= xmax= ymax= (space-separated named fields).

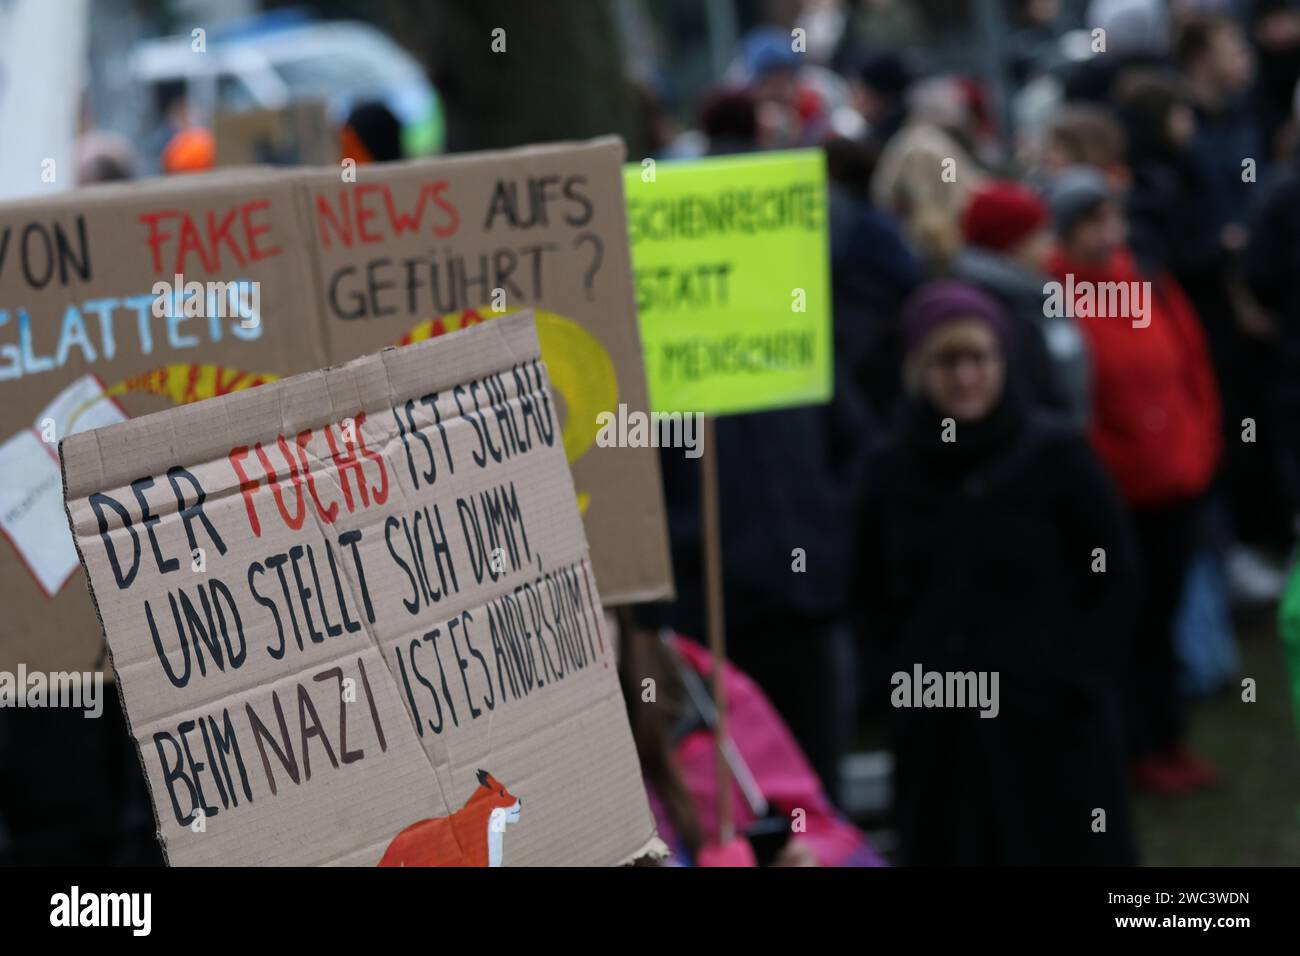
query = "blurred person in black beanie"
xmin=340 ymin=101 xmax=405 ymax=164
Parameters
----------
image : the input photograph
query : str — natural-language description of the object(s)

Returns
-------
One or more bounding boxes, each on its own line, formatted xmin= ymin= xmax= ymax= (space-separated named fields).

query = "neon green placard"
xmin=623 ymin=150 xmax=832 ymax=415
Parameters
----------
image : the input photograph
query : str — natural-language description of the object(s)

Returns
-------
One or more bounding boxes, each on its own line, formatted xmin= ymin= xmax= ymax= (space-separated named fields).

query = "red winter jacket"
xmin=1046 ymin=247 xmax=1221 ymax=507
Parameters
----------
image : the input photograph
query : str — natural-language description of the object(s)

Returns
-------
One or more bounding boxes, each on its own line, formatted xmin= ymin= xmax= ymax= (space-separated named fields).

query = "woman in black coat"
xmin=859 ymin=280 xmax=1139 ymax=865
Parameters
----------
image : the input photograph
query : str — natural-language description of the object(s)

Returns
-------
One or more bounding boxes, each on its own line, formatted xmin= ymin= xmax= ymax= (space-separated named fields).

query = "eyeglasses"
xmin=925 ymin=346 xmax=1001 ymax=372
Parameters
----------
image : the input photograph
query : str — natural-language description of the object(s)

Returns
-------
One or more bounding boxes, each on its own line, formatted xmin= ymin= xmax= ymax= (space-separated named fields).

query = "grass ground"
xmin=1134 ymin=613 xmax=1300 ymax=866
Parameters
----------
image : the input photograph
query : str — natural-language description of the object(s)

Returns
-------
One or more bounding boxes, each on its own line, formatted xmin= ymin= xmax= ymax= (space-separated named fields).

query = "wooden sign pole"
xmin=699 ymin=415 xmax=733 ymax=844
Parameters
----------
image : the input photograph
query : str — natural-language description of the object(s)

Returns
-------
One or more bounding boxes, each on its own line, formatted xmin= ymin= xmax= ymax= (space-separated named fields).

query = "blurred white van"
xmin=130 ymin=13 xmax=442 ymax=163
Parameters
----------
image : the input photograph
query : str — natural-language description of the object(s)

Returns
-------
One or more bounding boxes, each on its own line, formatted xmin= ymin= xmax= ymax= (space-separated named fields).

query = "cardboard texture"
xmin=215 ymin=102 xmax=333 ymax=168
xmin=623 ymin=150 xmax=832 ymax=415
xmin=1 ymin=137 xmax=672 ymax=675
xmin=62 ymin=311 xmax=662 ymax=866
xmin=298 ymin=136 xmax=671 ymax=605
xmin=0 ymin=168 xmax=325 ymax=674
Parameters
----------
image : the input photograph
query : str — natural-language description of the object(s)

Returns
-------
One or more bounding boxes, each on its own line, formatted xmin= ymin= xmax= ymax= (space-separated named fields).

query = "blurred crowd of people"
xmin=629 ymin=0 xmax=1300 ymax=867
xmin=11 ymin=0 xmax=1300 ymax=869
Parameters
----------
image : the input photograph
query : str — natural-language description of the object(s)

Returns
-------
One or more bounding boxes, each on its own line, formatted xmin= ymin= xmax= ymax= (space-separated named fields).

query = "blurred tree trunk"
xmin=387 ymin=0 xmax=643 ymax=154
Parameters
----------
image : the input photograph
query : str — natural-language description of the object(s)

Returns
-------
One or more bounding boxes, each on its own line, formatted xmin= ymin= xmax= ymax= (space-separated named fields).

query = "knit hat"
xmin=900 ymin=280 xmax=1011 ymax=355
xmin=961 ymin=179 xmax=1049 ymax=252
xmin=1043 ymin=165 xmax=1112 ymax=238
xmin=857 ymin=53 xmax=909 ymax=99
xmin=742 ymin=27 xmax=801 ymax=79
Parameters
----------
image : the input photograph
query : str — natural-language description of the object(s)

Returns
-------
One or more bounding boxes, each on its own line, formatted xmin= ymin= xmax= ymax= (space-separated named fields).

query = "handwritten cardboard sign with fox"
xmin=63 ymin=313 xmax=662 ymax=865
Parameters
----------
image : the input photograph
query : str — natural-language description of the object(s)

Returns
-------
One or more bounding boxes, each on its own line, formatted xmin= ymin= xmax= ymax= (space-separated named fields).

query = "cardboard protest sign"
xmin=297 ymin=136 xmax=672 ymax=605
xmin=62 ymin=311 xmax=661 ymax=865
xmin=623 ymin=150 xmax=832 ymax=415
xmin=3 ymin=136 xmax=675 ymax=677
xmin=215 ymin=102 xmax=333 ymax=168
xmin=0 ymin=169 xmax=324 ymax=673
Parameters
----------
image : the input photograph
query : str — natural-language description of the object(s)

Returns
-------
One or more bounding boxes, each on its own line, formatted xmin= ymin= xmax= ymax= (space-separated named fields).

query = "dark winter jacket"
xmin=1192 ymin=98 xmax=1264 ymax=235
xmin=858 ymin=390 xmax=1139 ymax=865
xmin=1243 ymin=160 xmax=1300 ymax=511
xmin=831 ymin=194 xmax=924 ymax=419
xmin=1119 ymin=90 xmax=1221 ymax=282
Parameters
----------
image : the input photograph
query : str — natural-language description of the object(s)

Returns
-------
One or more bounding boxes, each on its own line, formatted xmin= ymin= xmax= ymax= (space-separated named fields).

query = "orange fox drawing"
xmin=378 ymin=770 xmax=522 ymax=867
